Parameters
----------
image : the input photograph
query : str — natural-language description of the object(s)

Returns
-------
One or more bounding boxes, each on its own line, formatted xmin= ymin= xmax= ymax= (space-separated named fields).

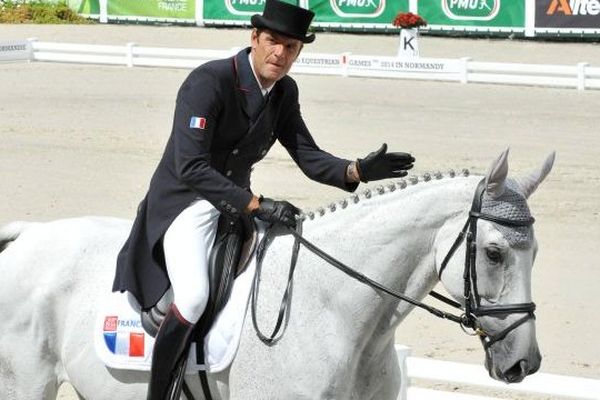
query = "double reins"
xmin=251 ymin=179 xmax=536 ymax=348
xmin=251 ymin=224 xmax=466 ymax=347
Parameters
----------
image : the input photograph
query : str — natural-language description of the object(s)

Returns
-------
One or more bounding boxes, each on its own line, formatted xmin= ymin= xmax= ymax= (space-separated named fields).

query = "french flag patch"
xmin=190 ymin=116 xmax=206 ymax=129
xmin=102 ymin=316 xmax=145 ymax=357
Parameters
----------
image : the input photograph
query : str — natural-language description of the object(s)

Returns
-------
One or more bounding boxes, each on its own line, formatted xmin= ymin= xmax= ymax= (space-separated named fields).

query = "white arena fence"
xmin=10 ymin=39 xmax=600 ymax=91
xmin=395 ymin=345 xmax=600 ymax=400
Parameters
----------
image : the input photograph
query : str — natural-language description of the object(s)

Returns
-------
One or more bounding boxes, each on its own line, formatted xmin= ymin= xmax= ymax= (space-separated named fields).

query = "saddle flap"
xmin=237 ymin=219 xmax=259 ymax=277
xmin=203 ymin=216 xmax=257 ymax=325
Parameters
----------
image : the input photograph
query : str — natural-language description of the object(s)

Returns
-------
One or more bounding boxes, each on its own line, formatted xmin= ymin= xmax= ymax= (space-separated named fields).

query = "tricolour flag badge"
xmin=102 ymin=315 xmax=146 ymax=357
xmin=190 ymin=116 xmax=206 ymax=129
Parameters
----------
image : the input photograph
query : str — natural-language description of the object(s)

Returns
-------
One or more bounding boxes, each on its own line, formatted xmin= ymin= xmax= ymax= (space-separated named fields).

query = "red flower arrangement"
xmin=392 ymin=12 xmax=427 ymax=29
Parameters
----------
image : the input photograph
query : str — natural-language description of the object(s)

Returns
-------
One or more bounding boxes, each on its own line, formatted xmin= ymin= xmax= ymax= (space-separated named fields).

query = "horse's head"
xmin=436 ymin=149 xmax=555 ymax=383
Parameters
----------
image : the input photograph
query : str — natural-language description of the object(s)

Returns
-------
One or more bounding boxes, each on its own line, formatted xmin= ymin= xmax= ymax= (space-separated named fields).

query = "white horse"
xmin=0 ymin=149 xmax=554 ymax=400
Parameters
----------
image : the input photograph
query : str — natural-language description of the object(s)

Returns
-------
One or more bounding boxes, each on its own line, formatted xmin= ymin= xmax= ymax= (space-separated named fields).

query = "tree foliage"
xmin=0 ymin=1 xmax=92 ymax=23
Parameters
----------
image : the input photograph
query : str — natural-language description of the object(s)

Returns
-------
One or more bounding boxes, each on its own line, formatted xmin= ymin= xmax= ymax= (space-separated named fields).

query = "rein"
xmin=251 ymin=179 xmax=537 ymax=348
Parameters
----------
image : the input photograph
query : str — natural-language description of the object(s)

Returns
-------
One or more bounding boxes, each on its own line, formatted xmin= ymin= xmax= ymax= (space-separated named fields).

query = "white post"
xmin=341 ymin=52 xmax=351 ymax=78
xmin=525 ymin=0 xmax=535 ymax=38
xmin=126 ymin=42 xmax=137 ymax=68
xmin=99 ymin=0 xmax=108 ymax=23
xmin=396 ymin=345 xmax=412 ymax=400
xmin=195 ymin=0 xmax=204 ymax=27
xmin=460 ymin=57 xmax=471 ymax=84
xmin=577 ymin=62 xmax=588 ymax=91
xmin=26 ymin=37 xmax=38 ymax=62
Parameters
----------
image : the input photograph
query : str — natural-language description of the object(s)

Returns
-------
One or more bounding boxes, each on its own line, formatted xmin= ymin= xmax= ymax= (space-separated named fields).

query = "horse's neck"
xmin=298 ymin=176 xmax=477 ymax=346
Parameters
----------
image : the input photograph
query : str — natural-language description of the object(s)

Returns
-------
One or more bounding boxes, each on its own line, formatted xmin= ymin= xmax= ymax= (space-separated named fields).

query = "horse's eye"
xmin=486 ymin=248 xmax=503 ymax=264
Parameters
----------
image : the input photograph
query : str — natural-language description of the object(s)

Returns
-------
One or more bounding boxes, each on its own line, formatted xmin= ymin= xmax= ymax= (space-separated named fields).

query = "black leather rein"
xmin=251 ymin=179 xmax=537 ymax=349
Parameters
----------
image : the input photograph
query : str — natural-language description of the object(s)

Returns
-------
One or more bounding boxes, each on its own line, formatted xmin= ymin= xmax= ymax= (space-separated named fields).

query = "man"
xmin=112 ymin=0 xmax=415 ymax=398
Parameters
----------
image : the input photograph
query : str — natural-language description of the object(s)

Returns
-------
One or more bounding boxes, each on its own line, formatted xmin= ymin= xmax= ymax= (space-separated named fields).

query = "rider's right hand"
xmin=357 ymin=143 xmax=415 ymax=183
xmin=250 ymin=196 xmax=300 ymax=229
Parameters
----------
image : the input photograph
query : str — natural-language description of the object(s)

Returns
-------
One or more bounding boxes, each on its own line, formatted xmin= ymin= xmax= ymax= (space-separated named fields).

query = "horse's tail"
xmin=0 ymin=221 xmax=37 ymax=253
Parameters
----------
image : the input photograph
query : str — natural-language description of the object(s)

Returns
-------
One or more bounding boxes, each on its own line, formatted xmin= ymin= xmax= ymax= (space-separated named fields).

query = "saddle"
xmin=140 ymin=214 xmax=257 ymax=340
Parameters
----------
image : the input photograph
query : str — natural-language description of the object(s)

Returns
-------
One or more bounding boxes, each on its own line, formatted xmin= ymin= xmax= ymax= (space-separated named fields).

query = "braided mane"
xmin=301 ymin=169 xmax=473 ymax=221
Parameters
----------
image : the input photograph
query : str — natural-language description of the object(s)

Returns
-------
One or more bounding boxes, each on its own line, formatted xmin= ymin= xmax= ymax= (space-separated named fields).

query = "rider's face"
xmin=251 ymin=29 xmax=303 ymax=88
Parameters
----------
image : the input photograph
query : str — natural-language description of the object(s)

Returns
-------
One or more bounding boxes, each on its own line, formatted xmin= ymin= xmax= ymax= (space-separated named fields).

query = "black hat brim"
xmin=251 ymin=14 xmax=315 ymax=44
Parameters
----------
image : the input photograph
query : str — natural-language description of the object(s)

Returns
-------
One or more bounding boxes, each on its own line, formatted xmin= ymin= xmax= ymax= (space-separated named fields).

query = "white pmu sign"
xmin=0 ymin=40 xmax=33 ymax=62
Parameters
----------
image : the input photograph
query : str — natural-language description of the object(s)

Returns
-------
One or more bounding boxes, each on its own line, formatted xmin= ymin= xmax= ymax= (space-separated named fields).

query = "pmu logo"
xmin=225 ymin=0 xmax=266 ymax=16
xmin=546 ymin=0 xmax=600 ymax=16
xmin=442 ymin=0 xmax=501 ymax=21
xmin=330 ymin=0 xmax=385 ymax=18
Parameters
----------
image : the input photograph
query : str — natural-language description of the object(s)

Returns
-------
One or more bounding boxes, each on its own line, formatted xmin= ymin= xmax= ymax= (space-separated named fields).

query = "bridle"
xmin=251 ymin=179 xmax=537 ymax=349
xmin=434 ymin=179 xmax=536 ymax=348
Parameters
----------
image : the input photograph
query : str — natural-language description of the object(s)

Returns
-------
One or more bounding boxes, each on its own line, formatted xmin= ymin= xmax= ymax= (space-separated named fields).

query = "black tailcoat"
xmin=112 ymin=48 xmax=358 ymax=309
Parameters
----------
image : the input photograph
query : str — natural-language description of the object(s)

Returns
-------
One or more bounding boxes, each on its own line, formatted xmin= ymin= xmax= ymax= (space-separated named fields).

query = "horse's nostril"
xmin=504 ymin=360 xmax=528 ymax=383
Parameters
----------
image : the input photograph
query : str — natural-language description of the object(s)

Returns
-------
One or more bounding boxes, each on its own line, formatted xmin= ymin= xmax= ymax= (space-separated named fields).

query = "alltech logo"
xmin=536 ymin=0 xmax=600 ymax=27
xmin=546 ymin=0 xmax=600 ymax=15
xmin=330 ymin=0 xmax=385 ymax=18
xmin=225 ymin=0 xmax=266 ymax=16
xmin=442 ymin=0 xmax=501 ymax=21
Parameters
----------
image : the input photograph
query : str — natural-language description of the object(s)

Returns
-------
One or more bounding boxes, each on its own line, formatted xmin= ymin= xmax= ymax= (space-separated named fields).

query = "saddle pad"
xmin=94 ymin=251 xmax=258 ymax=373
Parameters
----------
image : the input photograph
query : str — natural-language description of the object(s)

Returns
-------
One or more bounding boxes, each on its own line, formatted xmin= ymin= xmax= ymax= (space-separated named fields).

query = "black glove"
xmin=251 ymin=197 xmax=300 ymax=228
xmin=357 ymin=143 xmax=415 ymax=183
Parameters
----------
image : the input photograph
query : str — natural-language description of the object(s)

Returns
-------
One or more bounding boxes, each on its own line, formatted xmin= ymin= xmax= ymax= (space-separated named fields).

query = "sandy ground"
xmin=1 ymin=25 xmax=599 ymax=399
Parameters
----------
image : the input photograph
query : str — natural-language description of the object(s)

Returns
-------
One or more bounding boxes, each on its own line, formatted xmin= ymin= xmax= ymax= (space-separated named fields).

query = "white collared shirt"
xmin=248 ymin=53 xmax=274 ymax=97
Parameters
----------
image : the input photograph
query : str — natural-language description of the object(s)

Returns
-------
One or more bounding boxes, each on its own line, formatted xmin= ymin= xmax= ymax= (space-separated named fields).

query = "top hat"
xmin=251 ymin=0 xmax=315 ymax=44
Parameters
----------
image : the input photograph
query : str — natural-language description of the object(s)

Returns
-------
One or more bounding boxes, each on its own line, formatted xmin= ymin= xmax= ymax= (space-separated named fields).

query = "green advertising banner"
xmin=417 ymin=0 xmax=525 ymax=28
xmin=108 ymin=0 xmax=195 ymax=19
xmin=204 ymin=0 xmax=265 ymax=22
xmin=310 ymin=0 xmax=410 ymax=25
xmin=77 ymin=0 xmax=99 ymax=16
xmin=203 ymin=0 xmax=297 ymax=23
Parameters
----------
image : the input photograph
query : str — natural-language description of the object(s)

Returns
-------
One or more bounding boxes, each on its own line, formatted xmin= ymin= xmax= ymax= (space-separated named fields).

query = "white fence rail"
xmin=15 ymin=39 xmax=600 ymax=91
xmin=396 ymin=345 xmax=600 ymax=400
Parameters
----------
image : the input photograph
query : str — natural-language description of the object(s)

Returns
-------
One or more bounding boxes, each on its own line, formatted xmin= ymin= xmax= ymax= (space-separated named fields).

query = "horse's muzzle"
xmin=490 ymin=350 xmax=542 ymax=383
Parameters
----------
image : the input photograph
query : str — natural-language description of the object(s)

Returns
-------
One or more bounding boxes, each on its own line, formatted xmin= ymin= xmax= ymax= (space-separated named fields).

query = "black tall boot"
xmin=147 ymin=303 xmax=195 ymax=400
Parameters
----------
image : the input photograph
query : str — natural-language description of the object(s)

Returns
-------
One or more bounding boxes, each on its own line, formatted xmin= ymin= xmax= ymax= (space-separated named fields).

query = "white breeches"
xmin=163 ymin=199 xmax=220 ymax=324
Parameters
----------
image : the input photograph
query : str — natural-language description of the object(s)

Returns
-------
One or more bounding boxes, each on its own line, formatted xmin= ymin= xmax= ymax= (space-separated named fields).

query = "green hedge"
xmin=0 ymin=1 xmax=92 ymax=23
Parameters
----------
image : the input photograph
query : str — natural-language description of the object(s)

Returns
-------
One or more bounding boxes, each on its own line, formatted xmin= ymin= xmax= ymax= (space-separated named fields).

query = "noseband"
xmin=434 ymin=179 xmax=536 ymax=348
xmin=252 ymin=179 xmax=537 ymax=349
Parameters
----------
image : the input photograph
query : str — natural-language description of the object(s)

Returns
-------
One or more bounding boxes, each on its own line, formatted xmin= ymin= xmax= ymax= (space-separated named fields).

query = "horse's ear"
xmin=515 ymin=151 xmax=556 ymax=199
xmin=485 ymin=148 xmax=510 ymax=199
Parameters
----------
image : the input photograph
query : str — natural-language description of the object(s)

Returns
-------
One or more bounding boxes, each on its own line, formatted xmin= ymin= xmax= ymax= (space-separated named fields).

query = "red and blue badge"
xmin=189 ymin=116 xmax=206 ymax=129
